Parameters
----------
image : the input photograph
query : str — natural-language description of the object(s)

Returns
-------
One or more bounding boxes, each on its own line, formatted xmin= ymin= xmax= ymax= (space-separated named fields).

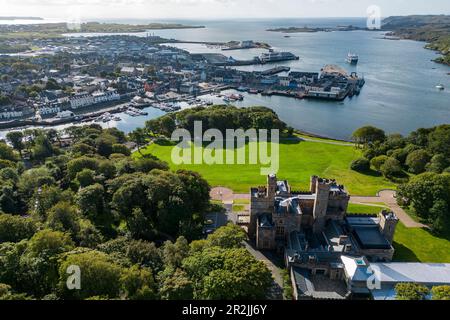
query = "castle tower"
xmin=379 ymin=210 xmax=399 ymax=244
xmin=267 ymin=174 xmax=277 ymax=198
xmin=312 ymin=178 xmax=330 ymax=233
xmin=310 ymin=176 xmax=318 ymax=193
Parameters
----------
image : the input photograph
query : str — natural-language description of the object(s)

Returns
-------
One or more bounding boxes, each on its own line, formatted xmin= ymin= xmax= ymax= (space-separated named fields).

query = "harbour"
xmin=1 ymin=18 xmax=450 ymax=140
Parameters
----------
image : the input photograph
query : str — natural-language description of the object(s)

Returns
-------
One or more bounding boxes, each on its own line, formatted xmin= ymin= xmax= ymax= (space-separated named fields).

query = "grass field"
xmin=393 ymin=223 xmax=450 ymax=263
xmin=345 ymin=203 xmax=450 ymax=263
xmin=137 ymin=139 xmax=395 ymax=196
xmin=347 ymin=203 xmax=388 ymax=214
xmin=232 ymin=205 xmax=246 ymax=212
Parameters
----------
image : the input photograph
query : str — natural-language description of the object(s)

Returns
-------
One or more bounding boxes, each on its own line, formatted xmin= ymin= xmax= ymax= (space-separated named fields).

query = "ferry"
xmin=346 ymin=53 xmax=359 ymax=65
xmin=259 ymin=50 xmax=299 ymax=64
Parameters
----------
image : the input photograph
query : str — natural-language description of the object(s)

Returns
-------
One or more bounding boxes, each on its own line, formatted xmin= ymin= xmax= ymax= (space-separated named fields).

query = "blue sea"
xmin=2 ymin=18 xmax=450 ymax=140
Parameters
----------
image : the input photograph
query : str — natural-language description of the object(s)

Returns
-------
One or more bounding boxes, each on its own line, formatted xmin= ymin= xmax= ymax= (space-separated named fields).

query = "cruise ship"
xmin=346 ymin=52 xmax=359 ymax=65
xmin=259 ymin=50 xmax=299 ymax=64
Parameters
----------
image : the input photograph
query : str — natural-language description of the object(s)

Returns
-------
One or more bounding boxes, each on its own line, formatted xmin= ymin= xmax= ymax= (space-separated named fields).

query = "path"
xmin=350 ymin=190 xmax=427 ymax=228
xmin=243 ymin=241 xmax=284 ymax=300
xmin=296 ymin=136 xmax=354 ymax=147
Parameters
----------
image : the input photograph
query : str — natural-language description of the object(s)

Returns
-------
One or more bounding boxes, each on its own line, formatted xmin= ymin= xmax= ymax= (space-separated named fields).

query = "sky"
xmin=0 ymin=0 xmax=449 ymax=20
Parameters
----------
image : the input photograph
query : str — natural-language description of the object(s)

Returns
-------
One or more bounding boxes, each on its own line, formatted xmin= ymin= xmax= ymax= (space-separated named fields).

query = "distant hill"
xmin=0 ymin=16 xmax=43 ymax=20
xmin=382 ymin=15 xmax=450 ymax=66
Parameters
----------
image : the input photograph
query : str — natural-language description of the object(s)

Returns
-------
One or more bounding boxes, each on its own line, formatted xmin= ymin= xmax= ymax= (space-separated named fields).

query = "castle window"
xmin=276 ymin=226 xmax=285 ymax=236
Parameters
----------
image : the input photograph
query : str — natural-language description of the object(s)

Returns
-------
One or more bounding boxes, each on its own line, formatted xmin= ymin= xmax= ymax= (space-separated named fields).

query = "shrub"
xmin=395 ymin=283 xmax=429 ymax=300
xmin=370 ymin=155 xmax=388 ymax=171
xmin=350 ymin=158 xmax=370 ymax=172
xmin=405 ymin=149 xmax=431 ymax=174
xmin=380 ymin=157 xmax=403 ymax=178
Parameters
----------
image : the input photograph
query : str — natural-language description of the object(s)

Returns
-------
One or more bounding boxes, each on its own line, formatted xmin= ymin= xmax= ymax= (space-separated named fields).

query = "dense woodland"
xmin=351 ymin=125 xmax=450 ymax=234
xmin=0 ymin=122 xmax=273 ymax=300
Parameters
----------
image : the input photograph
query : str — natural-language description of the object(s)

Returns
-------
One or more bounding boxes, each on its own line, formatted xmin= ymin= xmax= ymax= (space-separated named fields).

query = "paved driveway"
xmin=351 ymin=190 xmax=426 ymax=228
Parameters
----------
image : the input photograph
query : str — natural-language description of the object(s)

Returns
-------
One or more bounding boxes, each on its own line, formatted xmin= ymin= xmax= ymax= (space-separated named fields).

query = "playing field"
xmin=136 ymin=139 xmax=395 ymax=196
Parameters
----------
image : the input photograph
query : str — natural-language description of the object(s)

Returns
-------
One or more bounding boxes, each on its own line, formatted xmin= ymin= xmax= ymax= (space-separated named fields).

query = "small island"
xmin=267 ymin=25 xmax=365 ymax=33
xmin=267 ymin=26 xmax=328 ymax=33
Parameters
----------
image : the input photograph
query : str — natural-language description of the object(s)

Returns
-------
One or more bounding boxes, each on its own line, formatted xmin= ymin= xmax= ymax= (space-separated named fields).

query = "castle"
xmin=247 ymin=175 xmax=400 ymax=299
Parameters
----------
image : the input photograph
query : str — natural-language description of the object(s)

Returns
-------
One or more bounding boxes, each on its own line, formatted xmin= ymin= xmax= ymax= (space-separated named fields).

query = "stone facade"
xmin=247 ymin=174 xmax=399 ymax=299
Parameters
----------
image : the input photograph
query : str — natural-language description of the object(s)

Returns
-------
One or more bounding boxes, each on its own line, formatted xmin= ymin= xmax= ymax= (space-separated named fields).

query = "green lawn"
xmin=345 ymin=203 xmax=450 ymax=263
xmin=136 ymin=139 xmax=395 ymax=196
xmin=232 ymin=205 xmax=246 ymax=212
xmin=234 ymin=199 xmax=250 ymax=205
xmin=393 ymin=222 xmax=450 ymax=263
xmin=347 ymin=203 xmax=388 ymax=215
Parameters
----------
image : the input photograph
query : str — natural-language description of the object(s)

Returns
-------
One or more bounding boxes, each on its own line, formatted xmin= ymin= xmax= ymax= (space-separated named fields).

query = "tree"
xmin=426 ymin=154 xmax=449 ymax=173
xmin=207 ymin=223 xmax=246 ymax=249
xmin=75 ymin=184 xmax=108 ymax=229
xmin=129 ymin=128 xmax=147 ymax=155
xmin=395 ymin=283 xmax=429 ymax=300
xmin=67 ymin=157 xmax=99 ymax=180
xmin=0 ymin=142 xmax=18 ymax=162
xmin=405 ymin=149 xmax=430 ymax=174
xmin=431 ymin=285 xmax=450 ymax=300
xmin=76 ymin=169 xmax=96 ymax=188
xmin=120 ymin=265 xmax=157 ymax=300
xmin=125 ymin=240 xmax=163 ymax=273
xmin=18 ymin=167 xmax=55 ymax=200
xmin=0 ymin=283 xmax=11 ymax=299
xmin=32 ymin=134 xmax=54 ymax=161
xmin=6 ymin=132 xmax=24 ymax=157
xmin=95 ymin=135 xmax=115 ymax=158
xmin=428 ymin=125 xmax=450 ymax=157
xmin=159 ymin=268 xmax=193 ymax=300
xmin=352 ymin=126 xmax=386 ymax=146
xmin=19 ymin=229 xmax=74 ymax=297
xmin=0 ymin=185 xmax=19 ymax=214
xmin=370 ymin=155 xmax=388 ymax=171
xmin=397 ymin=173 xmax=450 ymax=224
xmin=127 ymin=207 xmax=155 ymax=240
xmin=46 ymin=202 xmax=80 ymax=236
xmin=112 ymin=144 xmax=131 ymax=156
xmin=30 ymin=185 xmax=69 ymax=221
xmin=162 ymin=237 xmax=190 ymax=269
xmin=58 ymin=250 xmax=122 ymax=300
xmin=429 ymin=200 xmax=449 ymax=234
xmin=389 ymin=148 xmax=409 ymax=164
xmin=0 ymin=214 xmax=37 ymax=243
xmin=380 ymin=157 xmax=403 ymax=178
xmin=183 ymin=247 xmax=272 ymax=300
xmin=350 ymin=158 xmax=370 ymax=172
